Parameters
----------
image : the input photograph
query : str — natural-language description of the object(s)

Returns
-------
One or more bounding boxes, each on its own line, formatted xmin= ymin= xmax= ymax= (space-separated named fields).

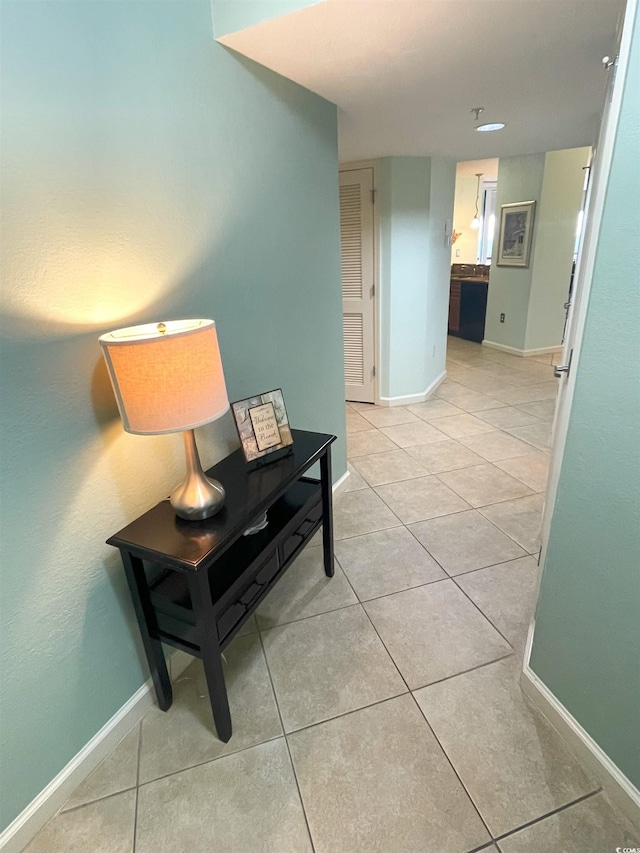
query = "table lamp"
xmin=99 ymin=319 xmax=229 ymax=521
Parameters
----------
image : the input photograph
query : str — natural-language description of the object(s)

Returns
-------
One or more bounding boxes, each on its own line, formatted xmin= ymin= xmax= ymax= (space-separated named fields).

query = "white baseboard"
xmin=482 ymin=340 xmax=562 ymax=357
xmin=0 ymin=684 xmax=152 ymax=852
xmin=0 ymin=647 xmax=195 ymax=853
xmin=378 ymin=370 xmax=446 ymax=407
xmin=521 ymin=664 xmax=640 ymax=830
xmin=332 ymin=469 xmax=351 ymax=498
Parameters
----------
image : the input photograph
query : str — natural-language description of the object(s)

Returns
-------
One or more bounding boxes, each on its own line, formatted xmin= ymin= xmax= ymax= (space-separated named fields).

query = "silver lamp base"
xmin=170 ymin=429 xmax=225 ymax=521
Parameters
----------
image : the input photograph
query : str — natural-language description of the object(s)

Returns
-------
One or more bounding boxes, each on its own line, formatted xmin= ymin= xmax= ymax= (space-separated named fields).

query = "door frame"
xmin=339 ymin=159 xmax=380 ymax=405
xmin=524 ymin=0 xmax=637 ymax=665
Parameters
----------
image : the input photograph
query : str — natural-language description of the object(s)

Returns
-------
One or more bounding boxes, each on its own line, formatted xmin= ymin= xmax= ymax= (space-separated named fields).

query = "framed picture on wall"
xmin=231 ymin=388 xmax=293 ymax=463
xmin=496 ymin=200 xmax=536 ymax=267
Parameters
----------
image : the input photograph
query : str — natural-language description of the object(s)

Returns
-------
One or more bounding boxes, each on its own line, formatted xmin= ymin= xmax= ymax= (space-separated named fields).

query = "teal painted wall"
xmin=378 ymin=157 xmax=454 ymax=401
xmin=484 ymin=154 xmax=545 ymax=350
xmin=0 ymin=0 xmax=345 ymax=831
xmin=212 ymin=0 xmax=320 ymax=38
xmin=530 ymin=9 xmax=640 ymax=788
xmin=386 ymin=158 xmax=432 ymax=399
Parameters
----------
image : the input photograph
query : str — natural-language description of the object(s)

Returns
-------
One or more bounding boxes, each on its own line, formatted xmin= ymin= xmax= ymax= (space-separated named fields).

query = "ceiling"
xmin=219 ymin=0 xmax=623 ymax=163
xmin=456 ymin=158 xmax=499 ymax=180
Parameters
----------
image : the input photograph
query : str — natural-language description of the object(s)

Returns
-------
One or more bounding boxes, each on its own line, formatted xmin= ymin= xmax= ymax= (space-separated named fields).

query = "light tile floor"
xmin=25 ymin=338 xmax=639 ymax=853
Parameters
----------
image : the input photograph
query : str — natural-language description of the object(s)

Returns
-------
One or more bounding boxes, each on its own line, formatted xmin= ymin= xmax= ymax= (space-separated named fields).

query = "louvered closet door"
xmin=340 ymin=168 xmax=375 ymax=403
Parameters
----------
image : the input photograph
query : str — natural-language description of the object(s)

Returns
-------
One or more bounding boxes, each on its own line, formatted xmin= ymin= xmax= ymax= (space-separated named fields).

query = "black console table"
xmin=108 ymin=429 xmax=336 ymax=743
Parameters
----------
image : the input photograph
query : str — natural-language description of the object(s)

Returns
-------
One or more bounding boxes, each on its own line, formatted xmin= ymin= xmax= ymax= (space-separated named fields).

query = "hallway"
xmin=24 ymin=340 xmax=638 ymax=853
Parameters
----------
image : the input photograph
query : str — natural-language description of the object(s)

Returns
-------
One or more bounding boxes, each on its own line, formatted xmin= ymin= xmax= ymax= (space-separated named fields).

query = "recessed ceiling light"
xmin=476 ymin=122 xmax=506 ymax=132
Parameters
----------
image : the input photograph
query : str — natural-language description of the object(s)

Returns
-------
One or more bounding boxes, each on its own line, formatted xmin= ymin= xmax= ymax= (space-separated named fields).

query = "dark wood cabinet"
xmin=448 ymin=265 xmax=490 ymax=343
xmin=449 ymin=280 xmax=462 ymax=332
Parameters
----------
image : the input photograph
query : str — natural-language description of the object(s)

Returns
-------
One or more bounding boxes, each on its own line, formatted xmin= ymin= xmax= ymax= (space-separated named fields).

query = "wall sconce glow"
xmin=99 ymin=319 xmax=230 ymax=520
xmin=476 ymin=123 xmax=506 ymax=132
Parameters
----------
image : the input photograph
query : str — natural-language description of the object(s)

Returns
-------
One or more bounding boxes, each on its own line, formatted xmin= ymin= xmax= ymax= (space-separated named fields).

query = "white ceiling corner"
xmin=219 ymin=0 xmax=623 ymax=163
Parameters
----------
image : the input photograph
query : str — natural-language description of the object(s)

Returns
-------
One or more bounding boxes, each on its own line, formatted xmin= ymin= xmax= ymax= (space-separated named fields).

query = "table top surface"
xmin=107 ymin=429 xmax=335 ymax=571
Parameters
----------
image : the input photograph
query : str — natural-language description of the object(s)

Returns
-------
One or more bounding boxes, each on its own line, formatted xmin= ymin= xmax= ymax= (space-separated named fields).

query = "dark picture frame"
xmin=496 ymin=200 xmax=536 ymax=267
xmin=231 ymin=388 xmax=293 ymax=463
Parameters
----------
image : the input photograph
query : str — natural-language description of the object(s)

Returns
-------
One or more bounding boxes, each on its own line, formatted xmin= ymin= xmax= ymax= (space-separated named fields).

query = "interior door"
xmin=339 ymin=168 xmax=375 ymax=403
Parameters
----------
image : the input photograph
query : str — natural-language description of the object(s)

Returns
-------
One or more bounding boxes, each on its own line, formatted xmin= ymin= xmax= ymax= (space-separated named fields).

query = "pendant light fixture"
xmin=471 ymin=172 xmax=483 ymax=229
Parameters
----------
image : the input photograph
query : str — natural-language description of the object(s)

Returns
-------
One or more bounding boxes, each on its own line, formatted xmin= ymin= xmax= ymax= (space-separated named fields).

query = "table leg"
xmin=188 ymin=571 xmax=232 ymax=743
xmin=121 ymin=551 xmax=172 ymax=712
xmin=320 ymin=448 xmax=335 ymax=578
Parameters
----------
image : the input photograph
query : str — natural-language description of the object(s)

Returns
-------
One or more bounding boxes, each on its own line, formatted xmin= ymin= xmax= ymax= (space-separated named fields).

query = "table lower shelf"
xmin=149 ymin=477 xmax=322 ymax=651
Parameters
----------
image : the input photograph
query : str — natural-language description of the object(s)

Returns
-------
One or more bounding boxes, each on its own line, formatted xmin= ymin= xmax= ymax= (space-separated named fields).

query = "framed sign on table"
xmin=496 ymin=200 xmax=536 ymax=267
xmin=231 ymin=389 xmax=293 ymax=464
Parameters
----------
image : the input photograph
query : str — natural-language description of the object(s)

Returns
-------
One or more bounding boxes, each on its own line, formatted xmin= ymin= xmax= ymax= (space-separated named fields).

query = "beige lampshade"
xmin=99 ymin=319 xmax=229 ymax=435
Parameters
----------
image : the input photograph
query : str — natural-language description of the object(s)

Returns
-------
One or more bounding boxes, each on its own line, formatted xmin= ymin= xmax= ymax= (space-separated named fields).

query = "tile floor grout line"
xmin=449 ymin=574 xmax=518 ymax=651
xmin=330 ymin=506 xmax=458 ymax=546
xmin=256 ymin=630 xmax=318 ymax=853
xmin=417 ymin=408 xmax=546 ymax=549
xmin=429 ymin=468 xmax=535 ymax=507
xmin=257 ymin=599 xmax=365 ymax=634
xmin=369 ymin=460 xmax=543 ymax=520
xmin=50 ymin=724 xmax=147 ymax=821
xmin=409 ymin=653 xmax=516 ymax=694
xmin=453 ymin=383 xmax=520 ymax=396
xmin=491 ymin=787 xmax=603 ymax=845
xmin=133 ymin=644 xmax=290 ymax=790
xmin=134 ymin=734 xmax=285 ymax=792
xmin=336 ymin=556 xmax=415 ymax=695
xmin=334 ymin=518 xmax=404 ymax=541
xmin=476 ymin=412 xmax=547 ymax=429
xmin=353 ymin=573 xmax=449 ymax=603
xmin=437 ymin=391 xmax=555 ymax=425
xmin=253 ymin=545 xmax=536 ymax=634
xmin=491 ymin=465 xmax=548 ymax=494
xmin=342 ymin=486 xmax=475 ymax=526
xmin=283 ymin=691 xmax=411 ymax=739
xmin=402 ymin=522 xmax=530 ymax=580
xmin=131 ymin=785 xmax=139 ymax=853
xmin=345 ymin=424 xmax=544 ymax=595
xmin=439 ymin=552 xmax=536 ymax=579
xmin=280 ymin=736 xmax=317 ymax=853
xmin=476 ymin=501 xmax=544 ymax=556
xmin=255 ymin=628 xmax=286 ymax=733
xmin=409 ymin=691 xmax=496 ymax=842
xmin=54 ymin=786 xmax=138 ymax=817
xmin=135 ymin=718 xmax=142 ymax=788
xmin=285 ymin=530 xmax=476 ymax=610
xmin=365 ymin=466 xmax=477 ymax=524
xmin=132 ymin=720 xmax=143 ymax=853
xmin=355 ymin=619 xmax=412 ymax=693
xmin=465 ymin=840 xmax=503 ymax=853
